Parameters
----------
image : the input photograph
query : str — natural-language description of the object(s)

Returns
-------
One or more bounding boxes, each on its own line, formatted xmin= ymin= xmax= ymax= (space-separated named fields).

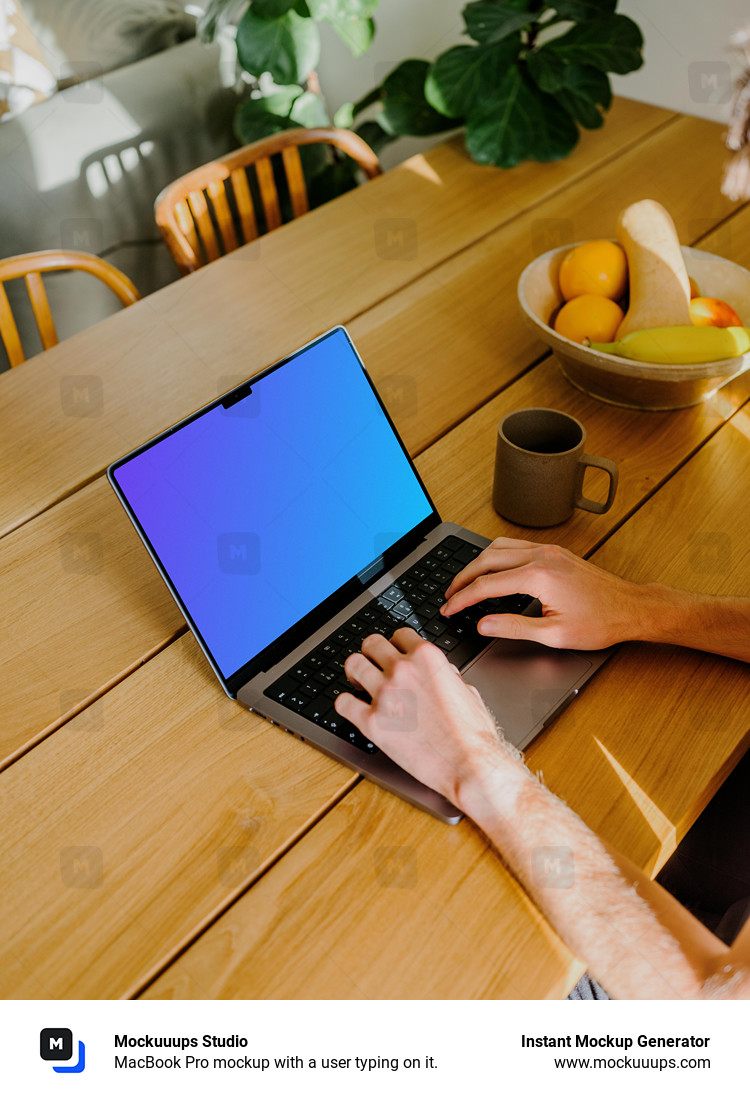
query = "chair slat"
xmin=230 ymin=168 xmax=259 ymax=245
xmin=174 ymin=202 xmax=202 ymax=269
xmin=25 ymin=271 xmax=58 ymax=350
xmin=255 ymin=157 xmax=282 ymax=232
xmin=154 ymin=128 xmax=383 ymax=274
xmin=187 ymin=190 xmax=221 ymax=263
xmin=281 ymin=146 xmax=309 ymax=218
xmin=0 ymin=282 xmax=24 ymax=367
xmin=206 ymin=179 xmax=238 ymax=254
xmin=0 ymin=250 xmax=139 ymax=367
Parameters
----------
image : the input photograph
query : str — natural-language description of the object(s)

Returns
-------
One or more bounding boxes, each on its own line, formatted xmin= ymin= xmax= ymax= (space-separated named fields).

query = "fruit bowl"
xmin=518 ymin=244 xmax=750 ymax=410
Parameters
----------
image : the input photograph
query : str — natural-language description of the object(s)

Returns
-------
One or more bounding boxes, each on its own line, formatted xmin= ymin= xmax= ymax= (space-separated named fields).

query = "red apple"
xmin=689 ymin=296 xmax=742 ymax=327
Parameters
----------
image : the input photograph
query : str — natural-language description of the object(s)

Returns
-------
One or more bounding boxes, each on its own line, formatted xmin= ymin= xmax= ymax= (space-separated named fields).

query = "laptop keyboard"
xmin=264 ymin=535 xmax=532 ymax=755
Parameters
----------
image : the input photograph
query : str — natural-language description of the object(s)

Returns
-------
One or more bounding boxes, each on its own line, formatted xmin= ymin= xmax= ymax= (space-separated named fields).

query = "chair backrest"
xmin=154 ymin=126 xmax=383 ymax=276
xmin=0 ymin=250 xmax=140 ymax=368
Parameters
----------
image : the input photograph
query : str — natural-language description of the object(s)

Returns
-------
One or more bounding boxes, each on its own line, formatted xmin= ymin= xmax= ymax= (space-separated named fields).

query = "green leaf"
xmin=307 ymin=0 xmax=378 ymax=18
xmin=525 ymin=45 xmax=566 ymax=92
xmin=355 ymin=119 xmax=395 ymax=155
xmin=251 ymin=0 xmax=296 ymax=17
xmin=380 ymin=59 xmax=462 ymax=136
xmin=464 ymin=2 xmax=533 ymax=45
xmin=555 ymin=63 xmax=612 ymax=128
xmin=547 ymin=15 xmax=644 ymax=75
xmin=236 ymin=8 xmax=321 ymax=84
xmin=333 ymin=100 xmax=355 ymax=127
xmin=234 ymin=93 xmax=328 ymax=174
xmin=351 ymin=84 xmax=382 ymax=116
xmin=234 ymin=98 xmax=302 ymax=145
xmin=294 ymin=0 xmax=311 ymax=13
xmin=289 ymin=89 xmax=330 ymax=126
xmin=254 ymin=84 xmax=305 ymax=114
xmin=425 ymin=37 xmax=521 ymax=119
xmin=465 ymin=66 xmax=578 ymax=167
xmin=551 ymin=0 xmax=616 ymax=20
xmin=331 ymin=15 xmax=375 ymax=56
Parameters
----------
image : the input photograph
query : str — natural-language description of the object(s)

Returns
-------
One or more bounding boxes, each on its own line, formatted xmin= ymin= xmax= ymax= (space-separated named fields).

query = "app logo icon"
xmin=40 ymin=1028 xmax=86 ymax=1073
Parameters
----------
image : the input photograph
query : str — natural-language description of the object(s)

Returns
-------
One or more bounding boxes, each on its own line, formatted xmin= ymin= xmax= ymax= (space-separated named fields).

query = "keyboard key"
xmin=405 ymin=565 xmax=427 ymax=580
xmin=383 ymin=585 xmax=403 ymax=602
xmin=453 ymin=543 xmax=482 ymax=565
xmin=443 ymin=535 xmax=462 ymax=551
xmin=405 ymin=613 xmax=425 ymax=630
xmin=394 ymin=598 xmax=414 ymax=616
xmin=307 ymin=652 xmax=325 ymax=670
xmin=376 ymin=594 xmax=395 ymax=611
xmin=421 ymin=555 xmax=439 ymax=571
xmin=303 ymin=697 xmax=331 ymax=723
xmin=442 ymin=558 xmax=464 ymax=575
xmin=315 ymin=668 xmax=337 ymax=685
xmin=287 ymin=691 xmax=314 ymax=712
xmin=433 ymin=546 xmax=452 ymax=561
xmin=344 ymin=618 xmax=367 ymax=637
xmin=264 ymin=674 xmax=297 ymax=703
xmin=321 ymin=710 xmax=346 ymax=734
xmin=435 ymin=634 xmax=459 ymax=652
xmin=360 ymin=607 xmax=379 ymax=623
xmin=333 ymin=630 xmax=353 ymax=646
xmin=432 ymin=568 xmax=451 ymax=585
xmin=289 ymin=665 xmax=309 ymax=681
xmin=419 ymin=579 xmax=439 ymax=595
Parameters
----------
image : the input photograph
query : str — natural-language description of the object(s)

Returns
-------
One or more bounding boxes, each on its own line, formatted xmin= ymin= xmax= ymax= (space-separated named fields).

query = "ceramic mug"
xmin=492 ymin=407 xmax=618 ymax=527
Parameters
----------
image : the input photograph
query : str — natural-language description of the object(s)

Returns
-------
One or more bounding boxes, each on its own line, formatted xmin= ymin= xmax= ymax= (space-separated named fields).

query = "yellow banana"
xmin=588 ymin=325 xmax=750 ymax=364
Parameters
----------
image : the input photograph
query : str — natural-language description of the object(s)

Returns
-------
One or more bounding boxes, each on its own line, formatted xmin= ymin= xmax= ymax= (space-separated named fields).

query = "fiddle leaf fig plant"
xmin=198 ymin=0 xmax=644 ymax=200
xmin=375 ymin=0 xmax=645 ymax=167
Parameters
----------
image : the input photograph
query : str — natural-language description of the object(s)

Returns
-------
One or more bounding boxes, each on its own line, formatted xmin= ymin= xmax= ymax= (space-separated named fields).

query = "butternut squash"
xmin=615 ymin=199 xmax=692 ymax=339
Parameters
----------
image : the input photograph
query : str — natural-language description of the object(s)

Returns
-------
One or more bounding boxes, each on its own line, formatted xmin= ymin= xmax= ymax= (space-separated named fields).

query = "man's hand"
xmin=334 ymin=628 xmax=519 ymax=809
xmin=442 ymin=537 xmax=647 ymax=650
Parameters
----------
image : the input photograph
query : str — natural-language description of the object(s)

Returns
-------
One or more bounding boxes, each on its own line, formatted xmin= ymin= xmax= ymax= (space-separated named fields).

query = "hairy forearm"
xmin=459 ymin=752 xmax=750 ymax=999
xmin=633 ymin=585 xmax=750 ymax=662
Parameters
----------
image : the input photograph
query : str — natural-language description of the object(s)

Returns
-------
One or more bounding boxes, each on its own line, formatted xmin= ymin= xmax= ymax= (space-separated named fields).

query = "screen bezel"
xmin=107 ymin=326 xmax=441 ymax=696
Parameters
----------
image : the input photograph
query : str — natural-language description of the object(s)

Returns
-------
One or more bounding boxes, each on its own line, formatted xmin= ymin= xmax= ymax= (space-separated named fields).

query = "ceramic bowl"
xmin=517 ymin=244 xmax=750 ymax=410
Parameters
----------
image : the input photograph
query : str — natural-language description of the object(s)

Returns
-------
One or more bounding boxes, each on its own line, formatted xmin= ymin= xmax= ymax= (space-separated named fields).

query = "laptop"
xmin=108 ymin=326 xmax=610 ymax=824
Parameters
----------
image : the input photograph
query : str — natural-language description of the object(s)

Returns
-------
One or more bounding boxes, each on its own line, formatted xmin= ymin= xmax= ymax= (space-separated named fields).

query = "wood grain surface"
xmin=142 ymin=404 xmax=750 ymax=1000
xmin=0 ymin=100 xmax=679 ymax=538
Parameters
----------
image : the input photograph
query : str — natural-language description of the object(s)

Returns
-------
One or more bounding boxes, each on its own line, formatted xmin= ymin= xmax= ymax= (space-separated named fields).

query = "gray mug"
xmin=493 ymin=408 xmax=618 ymax=527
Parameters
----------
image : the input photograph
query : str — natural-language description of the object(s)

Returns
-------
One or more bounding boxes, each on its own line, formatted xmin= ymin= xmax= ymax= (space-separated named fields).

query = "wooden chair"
xmin=0 ymin=250 xmax=140 ymax=368
xmin=154 ymin=127 xmax=383 ymax=275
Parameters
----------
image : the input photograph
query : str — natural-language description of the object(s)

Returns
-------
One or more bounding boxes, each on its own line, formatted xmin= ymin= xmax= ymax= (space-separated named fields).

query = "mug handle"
xmin=574 ymin=454 xmax=618 ymax=515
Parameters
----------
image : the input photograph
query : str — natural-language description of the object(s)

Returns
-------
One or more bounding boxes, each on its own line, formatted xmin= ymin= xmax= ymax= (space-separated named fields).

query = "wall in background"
xmin=316 ymin=0 xmax=750 ymax=166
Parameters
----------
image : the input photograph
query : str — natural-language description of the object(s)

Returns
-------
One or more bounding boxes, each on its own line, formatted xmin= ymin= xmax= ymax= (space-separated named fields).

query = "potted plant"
xmin=198 ymin=0 xmax=644 ymax=199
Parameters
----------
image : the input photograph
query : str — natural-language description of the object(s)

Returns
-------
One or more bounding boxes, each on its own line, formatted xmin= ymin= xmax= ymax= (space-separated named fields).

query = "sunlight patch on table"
xmin=595 ymin=738 xmax=677 ymax=861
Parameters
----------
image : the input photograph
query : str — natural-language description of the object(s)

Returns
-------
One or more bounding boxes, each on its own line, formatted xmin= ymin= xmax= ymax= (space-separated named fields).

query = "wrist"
xmin=634 ymin=582 xmax=704 ymax=646
xmin=455 ymin=742 xmax=533 ymax=835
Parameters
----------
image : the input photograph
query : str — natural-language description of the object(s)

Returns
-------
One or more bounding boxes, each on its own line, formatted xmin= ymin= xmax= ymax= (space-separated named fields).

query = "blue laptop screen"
xmin=111 ymin=329 xmax=434 ymax=680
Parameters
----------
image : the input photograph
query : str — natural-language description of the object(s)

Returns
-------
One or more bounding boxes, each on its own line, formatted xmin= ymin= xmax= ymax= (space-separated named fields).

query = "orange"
xmin=559 ymin=240 xmax=628 ymax=301
xmin=553 ymin=294 xmax=624 ymax=344
xmin=689 ymin=296 xmax=741 ymax=327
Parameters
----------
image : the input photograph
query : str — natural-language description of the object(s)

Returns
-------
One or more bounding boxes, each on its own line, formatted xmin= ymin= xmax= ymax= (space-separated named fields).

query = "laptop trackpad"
xmin=462 ymin=640 xmax=592 ymax=749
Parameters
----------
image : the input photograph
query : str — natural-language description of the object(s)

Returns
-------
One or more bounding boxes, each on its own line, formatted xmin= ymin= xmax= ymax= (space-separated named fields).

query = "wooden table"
xmin=2 ymin=98 xmax=750 ymax=1000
